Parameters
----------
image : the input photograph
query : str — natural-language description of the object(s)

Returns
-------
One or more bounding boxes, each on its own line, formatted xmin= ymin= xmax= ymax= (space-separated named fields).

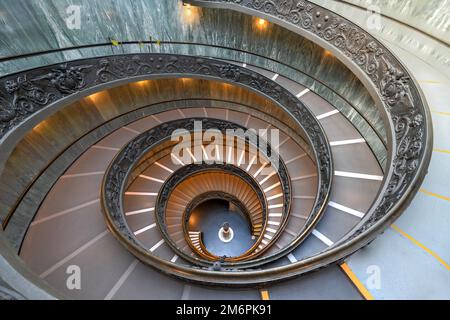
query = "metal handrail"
xmin=166 ymin=0 xmax=433 ymax=284
xmin=0 ymin=40 xmax=387 ymax=151
xmin=97 ymin=54 xmax=332 ymax=282
xmin=104 ymin=117 xmax=303 ymax=268
xmin=0 ymin=0 xmax=432 ymax=288
xmin=9 ymin=98 xmax=308 ymax=253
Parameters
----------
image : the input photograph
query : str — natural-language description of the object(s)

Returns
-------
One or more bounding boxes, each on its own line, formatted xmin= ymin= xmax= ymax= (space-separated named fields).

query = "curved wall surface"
xmin=306 ymin=0 xmax=450 ymax=299
xmin=343 ymin=0 xmax=449 ymax=43
xmin=310 ymin=0 xmax=450 ymax=77
xmin=0 ymin=0 xmax=383 ymax=138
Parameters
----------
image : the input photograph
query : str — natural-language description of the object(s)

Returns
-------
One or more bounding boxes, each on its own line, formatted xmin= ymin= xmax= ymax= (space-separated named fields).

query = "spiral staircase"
xmin=0 ymin=0 xmax=448 ymax=300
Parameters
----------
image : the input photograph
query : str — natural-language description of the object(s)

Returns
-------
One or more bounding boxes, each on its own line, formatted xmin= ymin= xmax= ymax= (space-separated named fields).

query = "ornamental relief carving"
xmin=199 ymin=0 xmax=427 ymax=236
xmin=0 ymin=75 xmax=56 ymax=136
xmin=236 ymin=0 xmax=416 ymax=110
xmin=0 ymin=55 xmax=331 ymax=214
xmin=0 ymin=0 xmax=428 ymax=252
xmin=102 ymin=118 xmax=312 ymax=267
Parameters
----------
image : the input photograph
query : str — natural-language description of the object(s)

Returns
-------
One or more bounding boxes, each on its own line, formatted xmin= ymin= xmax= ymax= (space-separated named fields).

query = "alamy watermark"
xmin=365 ymin=1 xmax=382 ymax=31
xmin=66 ymin=265 xmax=81 ymax=290
xmin=65 ymin=5 xmax=81 ymax=30
xmin=366 ymin=264 xmax=381 ymax=290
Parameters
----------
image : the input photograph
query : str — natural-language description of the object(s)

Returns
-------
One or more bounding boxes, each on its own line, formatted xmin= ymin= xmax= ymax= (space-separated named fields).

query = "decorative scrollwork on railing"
xmin=103 ymin=117 xmax=302 ymax=268
xmin=0 ymin=53 xmax=333 ymax=283
xmin=187 ymin=0 xmax=431 ymax=259
xmin=0 ymin=64 xmax=94 ymax=136
xmin=0 ymin=54 xmax=331 ymax=228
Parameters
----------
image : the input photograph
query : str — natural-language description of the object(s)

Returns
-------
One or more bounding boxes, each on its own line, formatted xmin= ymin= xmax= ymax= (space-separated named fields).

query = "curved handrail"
xmin=117 ymin=137 xmax=272 ymax=262
xmin=0 ymin=0 xmax=432 ymax=287
xmin=0 ymin=53 xmax=335 ymax=222
xmin=119 ymin=119 xmax=293 ymax=263
xmin=95 ymin=53 xmax=333 ymax=283
xmin=185 ymin=0 xmax=433 ymax=269
xmin=104 ymin=116 xmax=324 ymax=268
xmin=0 ymin=40 xmax=387 ymax=155
xmin=2 ymin=97 xmax=310 ymax=235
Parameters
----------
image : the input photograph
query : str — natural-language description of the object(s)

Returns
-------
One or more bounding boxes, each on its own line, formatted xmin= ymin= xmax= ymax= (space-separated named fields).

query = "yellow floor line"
xmin=420 ymin=188 xmax=450 ymax=202
xmin=260 ymin=289 xmax=270 ymax=300
xmin=433 ymin=148 xmax=450 ymax=155
xmin=340 ymin=262 xmax=374 ymax=300
xmin=391 ymin=224 xmax=450 ymax=271
xmin=431 ymin=110 xmax=450 ymax=116
xmin=418 ymin=80 xmax=441 ymax=84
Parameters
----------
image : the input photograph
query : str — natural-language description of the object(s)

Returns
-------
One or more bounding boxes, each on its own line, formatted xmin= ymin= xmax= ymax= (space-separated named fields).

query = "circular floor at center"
xmin=188 ymin=199 xmax=255 ymax=257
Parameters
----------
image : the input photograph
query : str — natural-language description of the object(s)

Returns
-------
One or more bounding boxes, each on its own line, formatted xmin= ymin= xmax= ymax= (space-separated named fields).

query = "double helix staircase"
xmin=0 ymin=0 xmax=434 ymax=300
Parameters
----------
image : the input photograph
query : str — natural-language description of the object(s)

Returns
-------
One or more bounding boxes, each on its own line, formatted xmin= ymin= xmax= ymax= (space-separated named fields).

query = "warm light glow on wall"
xmin=180 ymin=77 xmax=193 ymax=84
xmin=222 ymin=82 xmax=232 ymax=89
xmin=135 ymin=80 xmax=149 ymax=87
xmin=32 ymin=121 xmax=47 ymax=133
xmin=87 ymin=92 xmax=103 ymax=103
xmin=255 ymin=17 xmax=268 ymax=30
xmin=181 ymin=2 xmax=199 ymax=25
xmin=324 ymin=50 xmax=333 ymax=57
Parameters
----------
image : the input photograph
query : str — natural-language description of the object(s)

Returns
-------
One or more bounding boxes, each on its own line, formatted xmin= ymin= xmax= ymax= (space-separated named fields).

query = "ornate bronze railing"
xmin=185 ymin=0 xmax=433 ymax=258
xmin=0 ymin=38 xmax=388 ymax=228
xmin=0 ymin=53 xmax=331 ymax=233
xmin=0 ymin=40 xmax=386 ymax=166
xmin=0 ymin=0 xmax=432 ymax=289
xmin=103 ymin=117 xmax=325 ymax=269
